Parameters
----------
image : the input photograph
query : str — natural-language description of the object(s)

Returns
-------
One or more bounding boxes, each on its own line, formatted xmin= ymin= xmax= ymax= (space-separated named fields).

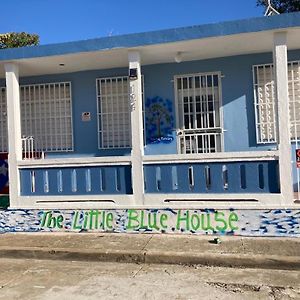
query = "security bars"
xmin=253 ymin=61 xmax=300 ymax=143
xmin=289 ymin=61 xmax=300 ymax=200
xmin=0 ymin=82 xmax=73 ymax=153
xmin=289 ymin=61 xmax=300 ymax=143
xmin=0 ymin=87 xmax=8 ymax=152
xmin=96 ymin=76 xmax=131 ymax=149
xmin=175 ymin=72 xmax=223 ymax=154
xmin=253 ymin=60 xmax=300 ymax=200
xmin=20 ymin=82 xmax=73 ymax=152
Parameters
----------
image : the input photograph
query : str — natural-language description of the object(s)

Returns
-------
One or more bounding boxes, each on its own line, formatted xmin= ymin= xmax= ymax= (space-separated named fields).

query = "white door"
xmin=175 ymin=72 xmax=223 ymax=154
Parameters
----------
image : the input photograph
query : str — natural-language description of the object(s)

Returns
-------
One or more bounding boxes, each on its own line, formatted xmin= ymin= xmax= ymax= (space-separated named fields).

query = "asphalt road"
xmin=0 ymin=258 xmax=299 ymax=300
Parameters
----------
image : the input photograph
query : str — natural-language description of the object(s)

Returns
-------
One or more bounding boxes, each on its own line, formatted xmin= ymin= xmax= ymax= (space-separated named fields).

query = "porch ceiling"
xmin=0 ymin=15 xmax=300 ymax=78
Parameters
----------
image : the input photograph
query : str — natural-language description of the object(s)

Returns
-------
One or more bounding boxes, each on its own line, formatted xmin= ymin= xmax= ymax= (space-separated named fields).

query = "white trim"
xmin=5 ymin=63 xmax=22 ymax=208
xmin=143 ymin=151 xmax=278 ymax=164
xmin=13 ymin=195 xmax=134 ymax=209
xmin=11 ymin=194 xmax=295 ymax=210
xmin=129 ymin=51 xmax=144 ymax=205
xmin=273 ymin=32 xmax=293 ymax=205
xmin=10 ymin=194 xmax=292 ymax=210
xmin=17 ymin=155 xmax=131 ymax=168
xmin=144 ymin=193 xmax=282 ymax=207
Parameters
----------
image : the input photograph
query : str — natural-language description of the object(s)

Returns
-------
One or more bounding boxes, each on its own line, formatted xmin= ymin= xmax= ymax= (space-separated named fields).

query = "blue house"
xmin=0 ymin=13 xmax=300 ymax=210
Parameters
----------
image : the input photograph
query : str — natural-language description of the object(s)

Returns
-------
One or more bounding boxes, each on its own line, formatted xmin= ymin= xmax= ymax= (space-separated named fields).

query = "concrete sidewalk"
xmin=0 ymin=233 xmax=299 ymax=270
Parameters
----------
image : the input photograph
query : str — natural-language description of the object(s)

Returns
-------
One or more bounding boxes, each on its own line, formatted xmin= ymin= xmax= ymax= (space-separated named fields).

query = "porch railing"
xmin=18 ymin=157 xmax=132 ymax=196
xmin=16 ymin=151 xmax=280 ymax=207
xmin=143 ymin=151 xmax=280 ymax=194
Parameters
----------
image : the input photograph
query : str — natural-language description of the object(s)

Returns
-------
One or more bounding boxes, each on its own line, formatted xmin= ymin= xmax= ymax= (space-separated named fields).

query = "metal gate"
xmin=175 ymin=72 xmax=223 ymax=154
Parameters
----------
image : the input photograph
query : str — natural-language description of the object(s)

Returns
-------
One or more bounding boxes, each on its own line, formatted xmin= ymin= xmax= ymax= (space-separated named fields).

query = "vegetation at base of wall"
xmin=0 ymin=32 xmax=39 ymax=49
xmin=0 ymin=195 xmax=9 ymax=209
xmin=257 ymin=0 xmax=300 ymax=13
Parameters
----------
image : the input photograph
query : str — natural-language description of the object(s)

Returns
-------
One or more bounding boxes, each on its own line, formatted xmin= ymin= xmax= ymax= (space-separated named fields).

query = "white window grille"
xmin=96 ymin=76 xmax=145 ymax=149
xmin=289 ymin=61 xmax=300 ymax=142
xmin=0 ymin=87 xmax=8 ymax=153
xmin=0 ymin=82 xmax=73 ymax=153
xmin=253 ymin=61 xmax=300 ymax=143
xmin=175 ymin=72 xmax=223 ymax=154
xmin=97 ymin=77 xmax=131 ymax=149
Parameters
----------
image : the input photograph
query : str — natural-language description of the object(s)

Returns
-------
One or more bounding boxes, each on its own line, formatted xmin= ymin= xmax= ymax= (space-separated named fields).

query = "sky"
xmin=0 ymin=0 xmax=265 ymax=45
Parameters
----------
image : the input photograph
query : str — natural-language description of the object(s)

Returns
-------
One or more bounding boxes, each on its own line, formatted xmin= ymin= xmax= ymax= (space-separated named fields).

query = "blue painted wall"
xmin=15 ymin=68 xmax=131 ymax=157
xmin=1 ymin=50 xmax=300 ymax=157
xmin=142 ymin=49 xmax=300 ymax=153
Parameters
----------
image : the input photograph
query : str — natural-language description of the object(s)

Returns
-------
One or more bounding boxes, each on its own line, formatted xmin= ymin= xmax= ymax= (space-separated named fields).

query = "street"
xmin=0 ymin=258 xmax=299 ymax=300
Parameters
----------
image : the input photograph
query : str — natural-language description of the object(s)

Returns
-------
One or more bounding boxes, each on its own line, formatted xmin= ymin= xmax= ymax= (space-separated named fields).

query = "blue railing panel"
xmin=20 ymin=165 xmax=132 ymax=196
xmin=144 ymin=160 xmax=279 ymax=194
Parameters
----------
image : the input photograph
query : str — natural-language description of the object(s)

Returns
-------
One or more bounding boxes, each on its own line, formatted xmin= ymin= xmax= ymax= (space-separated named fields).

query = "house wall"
xmin=2 ymin=50 xmax=300 ymax=157
xmin=142 ymin=49 xmax=300 ymax=154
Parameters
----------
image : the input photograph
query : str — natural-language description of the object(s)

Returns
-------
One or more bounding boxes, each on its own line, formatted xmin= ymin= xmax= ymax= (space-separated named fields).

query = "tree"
xmin=0 ymin=32 xmax=39 ymax=49
xmin=147 ymin=102 xmax=171 ymax=138
xmin=257 ymin=0 xmax=300 ymax=13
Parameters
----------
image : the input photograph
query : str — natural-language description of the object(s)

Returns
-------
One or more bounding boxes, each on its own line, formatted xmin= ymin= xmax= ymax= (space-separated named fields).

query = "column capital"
xmin=4 ymin=62 xmax=19 ymax=75
xmin=128 ymin=51 xmax=141 ymax=63
xmin=273 ymin=31 xmax=287 ymax=46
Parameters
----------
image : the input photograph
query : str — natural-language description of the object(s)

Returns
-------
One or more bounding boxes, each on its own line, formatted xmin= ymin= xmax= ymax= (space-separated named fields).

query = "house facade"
xmin=0 ymin=12 xmax=300 ymax=214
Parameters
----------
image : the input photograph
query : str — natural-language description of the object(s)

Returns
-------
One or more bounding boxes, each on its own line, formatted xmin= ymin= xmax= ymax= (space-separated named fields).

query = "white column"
xmin=128 ymin=51 xmax=144 ymax=205
xmin=5 ymin=63 xmax=22 ymax=208
xmin=273 ymin=32 xmax=294 ymax=205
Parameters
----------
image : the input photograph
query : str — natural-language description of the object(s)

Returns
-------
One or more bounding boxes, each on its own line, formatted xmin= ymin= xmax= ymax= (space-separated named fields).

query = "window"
xmin=175 ymin=72 xmax=223 ymax=154
xmin=253 ymin=61 xmax=300 ymax=143
xmin=0 ymin=82 xmax=73 ymax=153
xmin=96 ymin=76 xmax=146 ymax=149
xmin=0 ymin=88 xmax=8 ymax=152
xmin=96 ymin=76 xmax=131 ymax=149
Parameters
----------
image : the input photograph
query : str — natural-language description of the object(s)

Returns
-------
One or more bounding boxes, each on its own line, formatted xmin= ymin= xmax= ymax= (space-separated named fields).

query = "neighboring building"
xmin=0 ymin=12 xmax=300 ymax=210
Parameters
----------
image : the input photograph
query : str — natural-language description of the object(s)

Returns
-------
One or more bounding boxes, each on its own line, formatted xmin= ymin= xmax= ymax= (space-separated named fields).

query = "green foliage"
xmin=0 ymin=32 xmax=39 ymax=49
xmin=148 ymin=103 xmax=171 ymax=137
xmin=257 ymin=0 xmax=300 ymax=13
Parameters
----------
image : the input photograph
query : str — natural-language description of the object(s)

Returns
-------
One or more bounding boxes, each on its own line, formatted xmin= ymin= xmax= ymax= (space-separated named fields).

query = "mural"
xmin=0 ymin=153 xmax=8 ymax=194
xmin=0 ymin=208 xmax=299 ymax=237
xmin=145 ymin=97 xmax=174 ymax=144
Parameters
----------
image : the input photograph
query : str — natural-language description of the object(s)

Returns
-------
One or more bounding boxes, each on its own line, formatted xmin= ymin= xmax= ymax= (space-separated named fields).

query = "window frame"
xmin=174 ymin=71 xmax=224 ymax=154
xmin=0 ymin=81 xmax=74 ymax=153
xmin=96 ymin=75 xmax=145 ymax=150
xmin=253 ymin=60 xmax=300 ymax=144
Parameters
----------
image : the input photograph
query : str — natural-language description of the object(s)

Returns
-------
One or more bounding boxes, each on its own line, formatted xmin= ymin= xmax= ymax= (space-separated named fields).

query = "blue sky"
xmin=1 ymin=0 xmax=264 ymax=45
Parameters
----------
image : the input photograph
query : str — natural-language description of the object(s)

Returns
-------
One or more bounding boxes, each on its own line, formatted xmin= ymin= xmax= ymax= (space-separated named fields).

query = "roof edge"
xmin=0 ymin=12 xmax=300 ymax=61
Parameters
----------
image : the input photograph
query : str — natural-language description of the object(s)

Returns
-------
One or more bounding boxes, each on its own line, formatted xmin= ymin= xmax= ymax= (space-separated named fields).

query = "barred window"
xmin=96 ymin=76 xmax=131 ymax=149
xmin=253 ymin=61 xmax=300 ymax=144
xmin=0 ymin=82 xmax=73 ymax=153
xmin=0 ymin=88 xmax=8 ymax=152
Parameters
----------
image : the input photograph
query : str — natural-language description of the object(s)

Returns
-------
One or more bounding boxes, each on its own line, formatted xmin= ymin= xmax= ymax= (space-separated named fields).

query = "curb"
xmin=0 ymin=247 xmax=299 ymax=270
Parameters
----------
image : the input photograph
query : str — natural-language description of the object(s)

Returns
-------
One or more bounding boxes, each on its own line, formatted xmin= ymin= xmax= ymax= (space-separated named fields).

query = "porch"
xmin=16 ymin=151 xmax=279 ymax=209
xmin=1 ymin=13 xmax=300 ymax=209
